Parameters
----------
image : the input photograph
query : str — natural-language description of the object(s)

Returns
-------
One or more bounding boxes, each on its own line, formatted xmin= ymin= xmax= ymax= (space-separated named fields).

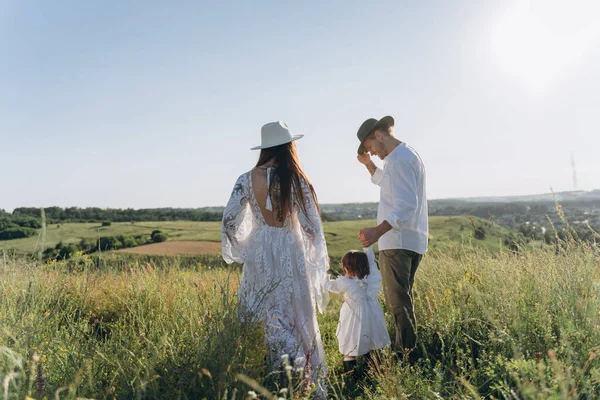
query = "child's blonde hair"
xmin=341 ymin=250 xmax=370 ymax=279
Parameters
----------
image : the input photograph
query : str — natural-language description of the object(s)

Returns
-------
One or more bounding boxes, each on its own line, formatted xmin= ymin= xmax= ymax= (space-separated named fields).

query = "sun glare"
xmin=489 ymin=0 xmax=600 ymax=93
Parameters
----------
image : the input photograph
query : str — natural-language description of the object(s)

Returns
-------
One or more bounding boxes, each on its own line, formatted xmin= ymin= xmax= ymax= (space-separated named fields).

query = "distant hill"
xmin=450 ymin=189 xmax=600 ymax=203
xmin=2 ymin=190 xmax=598 ymax=246
xmin=320 ymin=189 xmax=600 ymax=221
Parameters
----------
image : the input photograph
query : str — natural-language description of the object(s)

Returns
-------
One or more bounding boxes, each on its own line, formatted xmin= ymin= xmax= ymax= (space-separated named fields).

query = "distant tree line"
xmin=3 ymin=197 xmax=598 ymax=247
xmin=44 ymin=230 xmax=168 ymax=260
xmin=10 ymin=207 xmax=223 ymax=223
xmin=6 ymin=206 xmax=345 ymax=224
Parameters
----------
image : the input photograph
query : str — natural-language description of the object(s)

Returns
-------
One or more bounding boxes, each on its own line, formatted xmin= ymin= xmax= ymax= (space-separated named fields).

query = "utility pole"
xmin=571 ymin=152 xmax=578 ymax=191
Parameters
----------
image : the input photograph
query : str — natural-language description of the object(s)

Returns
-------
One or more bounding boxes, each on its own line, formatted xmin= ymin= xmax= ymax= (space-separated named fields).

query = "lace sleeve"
xmin=221 ymin=173 xmax=252 ymax=264
xmin=296 ymin=178 xmax=330 ymax=313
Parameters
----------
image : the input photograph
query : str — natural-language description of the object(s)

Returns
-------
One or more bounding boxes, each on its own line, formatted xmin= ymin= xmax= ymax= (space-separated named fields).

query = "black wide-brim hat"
xmin=356 ymin=115 xmax=395 ymax=154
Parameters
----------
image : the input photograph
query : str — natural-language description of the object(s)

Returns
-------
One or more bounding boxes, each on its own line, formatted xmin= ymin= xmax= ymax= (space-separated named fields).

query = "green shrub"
xmin=151 ymin=230 xmax=168 ymax=243
xmin=0 ymin=226 xmax=36 ymax=240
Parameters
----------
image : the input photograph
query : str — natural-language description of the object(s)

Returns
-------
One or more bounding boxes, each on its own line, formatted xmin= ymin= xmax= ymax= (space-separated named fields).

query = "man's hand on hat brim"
xmin=357 ymin=152 xmax=371 ymax=165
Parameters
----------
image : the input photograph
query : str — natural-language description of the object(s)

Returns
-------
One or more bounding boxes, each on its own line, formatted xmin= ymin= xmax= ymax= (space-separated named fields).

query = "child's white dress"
xmin=327 ymin=247 xmax=391 ymax=356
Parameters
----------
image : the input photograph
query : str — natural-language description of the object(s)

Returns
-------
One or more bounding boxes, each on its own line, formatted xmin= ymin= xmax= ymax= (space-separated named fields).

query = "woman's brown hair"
xmin=341 ymin=250 xmax=370 ymax=280
xmin=256 ymin=141 xmax=319 ymax=222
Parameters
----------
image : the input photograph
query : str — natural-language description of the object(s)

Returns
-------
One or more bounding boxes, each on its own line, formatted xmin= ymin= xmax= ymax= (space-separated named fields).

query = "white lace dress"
xmin=327 ymin=247 xmax=391 ymax=356
xmin=221 ymin=170 xmax=330 ymax=383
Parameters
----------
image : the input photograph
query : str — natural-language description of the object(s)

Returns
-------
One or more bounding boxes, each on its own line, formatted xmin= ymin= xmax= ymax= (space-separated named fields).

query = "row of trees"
xmin=44 ymin=230 xmax=168 ymax=260
xmin=6 ymin=206 xmax=346 ymax=224
xmin=11 ymin=207 xmax=222 ymax=223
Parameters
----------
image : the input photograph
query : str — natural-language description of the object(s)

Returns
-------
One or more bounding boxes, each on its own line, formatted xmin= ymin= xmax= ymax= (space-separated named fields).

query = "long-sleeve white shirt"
xmin=371 ymin=142 xmax=428 ymax=254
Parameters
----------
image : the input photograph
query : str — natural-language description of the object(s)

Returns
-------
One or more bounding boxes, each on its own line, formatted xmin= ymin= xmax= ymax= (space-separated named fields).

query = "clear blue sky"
xmin=1 ymin=1 xmax=599 ymax=212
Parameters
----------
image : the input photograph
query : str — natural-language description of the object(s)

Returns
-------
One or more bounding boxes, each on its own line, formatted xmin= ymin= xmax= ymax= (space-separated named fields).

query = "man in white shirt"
xmin=356 ymin=115 xmax=428 ymax=359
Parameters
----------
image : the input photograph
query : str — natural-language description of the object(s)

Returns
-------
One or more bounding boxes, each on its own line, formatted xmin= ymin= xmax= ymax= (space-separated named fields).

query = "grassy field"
xmin=322 ymin=216 xmax=516 ymax=260
xmin=0 ymin=221 xmax=222 ymax=253
xmin=0 ymin=216 xmax=516 ymax=260
xmin=1 ymin=241 xmax=599 ymax=399
xmin=116 ymin=241 xmax=222 ymax=255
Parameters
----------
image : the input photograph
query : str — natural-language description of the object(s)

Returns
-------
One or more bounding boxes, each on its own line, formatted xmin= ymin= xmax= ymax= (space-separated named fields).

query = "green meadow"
xmin=3 ymin=215 xmax=597 ymax=399
xmin=2 ymin=240 xmax=600 ymax=399
xmin=0 ymin=216 xmax=515 ymax=261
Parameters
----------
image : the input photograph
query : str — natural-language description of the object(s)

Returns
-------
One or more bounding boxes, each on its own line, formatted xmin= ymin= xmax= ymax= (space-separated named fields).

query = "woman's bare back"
xmin=252 ymin=166 xmax=285 ymax=227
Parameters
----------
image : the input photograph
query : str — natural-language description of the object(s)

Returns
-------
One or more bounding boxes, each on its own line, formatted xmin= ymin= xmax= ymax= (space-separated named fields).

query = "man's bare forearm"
xmin=376 ymin=220 xmax=393 ymax=237
xmin=365 ymin=161 xmax=377 ymax=176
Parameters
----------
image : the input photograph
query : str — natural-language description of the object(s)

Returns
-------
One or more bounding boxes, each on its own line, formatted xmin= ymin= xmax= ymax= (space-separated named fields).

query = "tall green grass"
xmin=0 ymin=254 xmax=262 ymax=399
xmin=1 ymin=240 xmax=599 ymax=399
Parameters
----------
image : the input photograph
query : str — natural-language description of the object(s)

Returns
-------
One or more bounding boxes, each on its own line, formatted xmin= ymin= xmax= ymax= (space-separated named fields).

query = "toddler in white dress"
xmin=327 ymin=247 xmax=391 ymax=373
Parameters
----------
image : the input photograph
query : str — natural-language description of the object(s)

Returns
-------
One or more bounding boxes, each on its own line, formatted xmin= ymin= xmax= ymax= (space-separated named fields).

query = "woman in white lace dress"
xmin=221 ymin=121 xmax=330 ymax=390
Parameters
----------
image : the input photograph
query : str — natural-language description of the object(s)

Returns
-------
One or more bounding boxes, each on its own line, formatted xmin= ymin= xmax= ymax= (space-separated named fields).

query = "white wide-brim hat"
xmin=251 ymin=121 xmax=304 ymax=150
